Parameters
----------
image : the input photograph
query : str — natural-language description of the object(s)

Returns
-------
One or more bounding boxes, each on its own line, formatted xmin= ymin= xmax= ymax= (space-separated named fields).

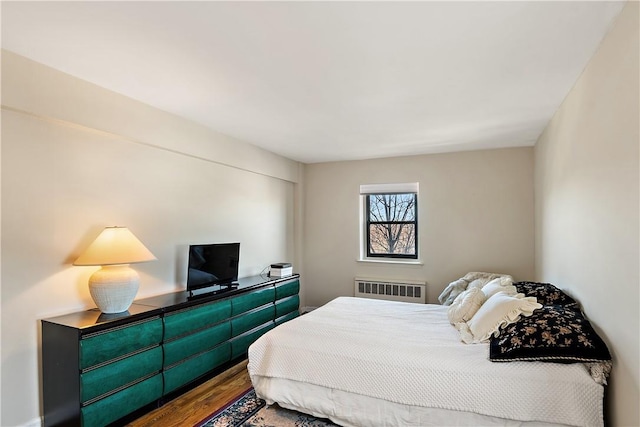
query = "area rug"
xmin=196 ymin=387 xmax=337 ymax=427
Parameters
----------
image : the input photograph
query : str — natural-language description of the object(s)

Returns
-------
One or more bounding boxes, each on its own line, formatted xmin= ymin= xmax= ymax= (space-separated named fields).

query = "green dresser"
xmin=42 ymin=274 xmax=300 ymax=427
xmin=42 ymin=308 xmax=164 ymax=427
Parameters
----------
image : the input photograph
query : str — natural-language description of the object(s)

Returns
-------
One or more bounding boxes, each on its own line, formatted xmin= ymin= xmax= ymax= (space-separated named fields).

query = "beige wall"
xmin=302 ymin=147 xmax=535 ymax=306
xmin=1 ymin=51 xmax=301 ymax=426
xmin=534 ymin=2 xmax=639 ymax=426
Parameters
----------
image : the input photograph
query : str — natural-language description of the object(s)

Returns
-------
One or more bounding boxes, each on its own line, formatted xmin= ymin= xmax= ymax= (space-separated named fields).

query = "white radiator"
xmin=354 ymin=278 xmax=426 ymax=304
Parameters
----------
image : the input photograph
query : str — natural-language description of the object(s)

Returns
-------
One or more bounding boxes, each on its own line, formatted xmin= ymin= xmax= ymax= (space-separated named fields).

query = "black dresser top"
xmin=41 ymin=274 xmax=299 ymax=331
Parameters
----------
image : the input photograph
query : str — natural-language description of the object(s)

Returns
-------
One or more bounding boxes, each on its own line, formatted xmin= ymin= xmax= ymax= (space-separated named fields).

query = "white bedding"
xmin=248 ymin=297 xmax=604 ymax=427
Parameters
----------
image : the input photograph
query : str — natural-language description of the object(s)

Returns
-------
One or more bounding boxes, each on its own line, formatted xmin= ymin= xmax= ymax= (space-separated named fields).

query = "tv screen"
xmin=187 ymin=243 xmax=240 ymax=292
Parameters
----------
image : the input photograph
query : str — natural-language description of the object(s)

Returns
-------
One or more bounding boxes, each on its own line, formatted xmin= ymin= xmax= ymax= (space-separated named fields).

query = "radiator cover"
xmin=354 ymin=278 xmax=426 ymax=303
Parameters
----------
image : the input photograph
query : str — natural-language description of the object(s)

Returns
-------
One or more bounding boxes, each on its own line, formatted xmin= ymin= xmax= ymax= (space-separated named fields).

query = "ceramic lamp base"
xmin=88 ymin=264 xmax=140 ymax=313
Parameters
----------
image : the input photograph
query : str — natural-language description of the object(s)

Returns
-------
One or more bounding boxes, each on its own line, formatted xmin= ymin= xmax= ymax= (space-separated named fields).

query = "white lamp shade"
xmin=74 ymin=226 xmax=156 ymax=266
xmin=74 ymin=226 xmax=156 ymax=313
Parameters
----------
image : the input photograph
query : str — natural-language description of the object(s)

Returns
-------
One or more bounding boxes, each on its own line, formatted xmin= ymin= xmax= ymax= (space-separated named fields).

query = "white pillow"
xmin=482 ymin=277 xmax=516 ymax=298
xmin=457 ymin=291 xmax=541 ymax=344
xmin=447 ymin=287 xmax=486 ymax=324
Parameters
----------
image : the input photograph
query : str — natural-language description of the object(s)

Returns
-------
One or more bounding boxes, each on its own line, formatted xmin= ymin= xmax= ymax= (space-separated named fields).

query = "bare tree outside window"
xmin=366 ymin=193 xmax=417 ymax=259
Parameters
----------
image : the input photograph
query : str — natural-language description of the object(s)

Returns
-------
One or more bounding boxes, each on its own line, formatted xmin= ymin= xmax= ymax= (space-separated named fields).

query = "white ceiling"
xmin=1 ymin=1 xmax=625 ymax=164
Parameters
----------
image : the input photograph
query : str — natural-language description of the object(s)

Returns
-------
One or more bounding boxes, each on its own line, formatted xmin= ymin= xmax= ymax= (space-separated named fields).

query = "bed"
xmin=248 ymin=293 xmax=610 ymax=427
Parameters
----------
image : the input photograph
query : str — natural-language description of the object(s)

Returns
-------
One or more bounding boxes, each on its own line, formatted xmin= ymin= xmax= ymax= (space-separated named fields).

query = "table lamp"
xmin=74 ymin=226 xmax=157 ymax=313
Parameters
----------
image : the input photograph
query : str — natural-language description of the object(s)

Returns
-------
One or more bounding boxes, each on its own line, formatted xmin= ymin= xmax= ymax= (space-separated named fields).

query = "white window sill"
xmin=357 ymin=258 xmax=424 ymax=266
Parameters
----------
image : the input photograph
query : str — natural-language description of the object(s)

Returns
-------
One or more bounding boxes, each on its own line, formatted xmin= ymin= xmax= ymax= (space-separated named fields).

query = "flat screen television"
xmin=187 ymin=242 xmax=240 ymax=293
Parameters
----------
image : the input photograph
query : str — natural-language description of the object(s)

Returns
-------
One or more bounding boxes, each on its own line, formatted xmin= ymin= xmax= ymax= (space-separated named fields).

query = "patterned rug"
xmin=196 ymin=387 xmax=337 ymax=427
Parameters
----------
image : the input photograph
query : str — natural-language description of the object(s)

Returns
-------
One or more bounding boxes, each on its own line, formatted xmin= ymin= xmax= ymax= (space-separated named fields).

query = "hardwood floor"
xmin=127 ymin=360 xmax=252 ymax=427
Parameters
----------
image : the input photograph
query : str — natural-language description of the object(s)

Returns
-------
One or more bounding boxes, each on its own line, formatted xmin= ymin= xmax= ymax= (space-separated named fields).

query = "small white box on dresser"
xmin=270 ymin=263 xmax=293 ymax=277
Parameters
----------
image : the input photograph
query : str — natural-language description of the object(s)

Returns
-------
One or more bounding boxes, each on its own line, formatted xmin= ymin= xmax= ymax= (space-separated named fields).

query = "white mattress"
xmin=248 ymin=297 xmax=604 ymax=427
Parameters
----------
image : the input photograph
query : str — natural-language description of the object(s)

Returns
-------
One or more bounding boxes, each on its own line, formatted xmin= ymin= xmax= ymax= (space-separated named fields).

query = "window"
xmin=360 ymin=183 xmax=418 ymax=260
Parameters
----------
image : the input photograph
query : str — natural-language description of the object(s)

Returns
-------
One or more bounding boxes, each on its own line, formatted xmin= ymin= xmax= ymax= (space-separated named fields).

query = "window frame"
xmin=363 ymin=191 xmax=418 ymax=260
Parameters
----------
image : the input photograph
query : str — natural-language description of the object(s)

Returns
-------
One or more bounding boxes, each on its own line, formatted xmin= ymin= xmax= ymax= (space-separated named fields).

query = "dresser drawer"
xmin=232 ymin=286 xmax=275 ymax=315
xmin=163 ymin=342 xmax=231 ymax=394
xmin=80 ymin=346 xmax=162 ymax=404
xmin=164 ymin=299 xmax=232 ymax=340
xmin=275 ymin=279 xmax=300 ymax=300
xmin=275 ymin=295 xmax=299 ymax=318
xmin=231 ymin=304 xmax=275 ymax=336
xmin=80 ymin=318 xmax=162 ymax=369
xmin=81 ymin=373 xmax=162 ymax=427
xmin=231 ymin=322 xmax=274 ymax=359
xmin=164 ymin=321 xmax=231 ymax=367
xmin=275 ymin=310 xmax=299 ymax=326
